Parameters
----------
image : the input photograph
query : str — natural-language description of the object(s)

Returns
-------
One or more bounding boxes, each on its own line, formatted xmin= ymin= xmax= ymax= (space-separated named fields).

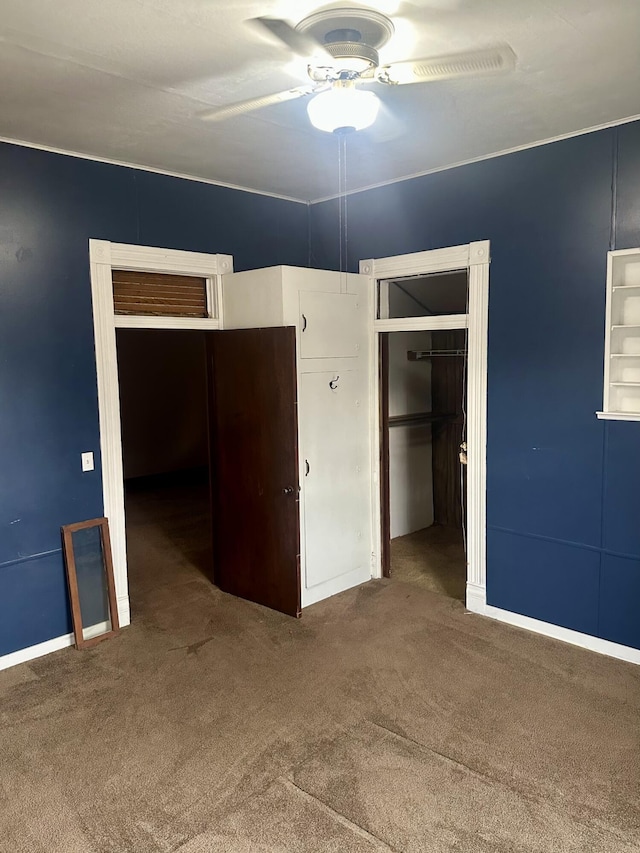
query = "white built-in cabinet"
xmin=222 ymin=266 xmax=373 ymax=607
xmin=599 ymin=249 xmax=640 ymax=421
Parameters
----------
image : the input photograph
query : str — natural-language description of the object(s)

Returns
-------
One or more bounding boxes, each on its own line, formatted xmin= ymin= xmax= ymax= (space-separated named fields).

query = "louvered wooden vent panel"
xmin=112 ymin=270 xmax=208 ymax=317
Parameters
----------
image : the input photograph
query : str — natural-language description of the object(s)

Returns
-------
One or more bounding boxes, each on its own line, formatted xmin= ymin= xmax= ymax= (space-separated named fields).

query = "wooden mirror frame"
xmin=61 ymin=517 xmax=120 ymax=650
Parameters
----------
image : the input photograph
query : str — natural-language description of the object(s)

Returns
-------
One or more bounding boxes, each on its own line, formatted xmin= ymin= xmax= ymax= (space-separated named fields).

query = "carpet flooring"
xmin=1 ymin=479 xmax=639 ymax=852
xmin=390 ymin=526 xmax=466 ymax=601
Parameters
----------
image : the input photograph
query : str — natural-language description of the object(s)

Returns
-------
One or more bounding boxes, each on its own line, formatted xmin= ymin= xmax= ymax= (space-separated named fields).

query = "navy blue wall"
xmin=3 ymin=121 xmax=640 ymax=660
xmin=0 ymin=143 xmax=309 ymax=657
xmin=310 ymin=121 xmax=640 ymax=650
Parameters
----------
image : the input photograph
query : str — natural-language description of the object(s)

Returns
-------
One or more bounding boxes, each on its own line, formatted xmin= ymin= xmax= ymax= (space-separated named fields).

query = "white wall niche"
xmin=598 ymin=248 xmax=640 ymax=421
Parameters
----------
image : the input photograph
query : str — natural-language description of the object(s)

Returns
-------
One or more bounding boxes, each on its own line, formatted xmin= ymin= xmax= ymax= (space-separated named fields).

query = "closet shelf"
xmin=408 ymin=349 xmax=466 ymax=360
xmin=601 ymin=248 xmax=640 ymax=421
xmin=389 ymin=411 xmax=456 ymax=427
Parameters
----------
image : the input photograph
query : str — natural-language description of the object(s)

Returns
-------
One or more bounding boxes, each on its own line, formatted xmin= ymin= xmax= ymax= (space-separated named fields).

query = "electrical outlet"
xmin=81 ymin=452 xmax=94 ymax=472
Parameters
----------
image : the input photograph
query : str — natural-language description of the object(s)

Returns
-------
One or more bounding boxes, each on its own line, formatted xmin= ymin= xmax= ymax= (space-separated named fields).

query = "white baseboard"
xmin=302 ymin=566 xmax=372 ymax=608
xmin=465 ymin=582 xmax=487 ymax=614
xmin=4 ymin=591 xmax=637 ymax=673
xmin=466 ymin=586 xmax=640 ymax=666
xmin=0 ymin=596 xmax=131 ymax=673
xmin=117 ymin=595 xmax=131 ymax=628
xmin=0 ymin=632 xmax=74 ymax=672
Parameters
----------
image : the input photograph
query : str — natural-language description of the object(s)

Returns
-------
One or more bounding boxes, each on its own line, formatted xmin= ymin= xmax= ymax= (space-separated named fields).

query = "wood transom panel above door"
xmin=112 ymin=270 xmax=208 ymax=317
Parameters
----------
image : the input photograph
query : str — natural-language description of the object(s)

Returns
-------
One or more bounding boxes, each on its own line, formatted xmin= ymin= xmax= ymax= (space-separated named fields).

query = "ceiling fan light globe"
xmin=307 ymin=88 xmax=380 ymax=133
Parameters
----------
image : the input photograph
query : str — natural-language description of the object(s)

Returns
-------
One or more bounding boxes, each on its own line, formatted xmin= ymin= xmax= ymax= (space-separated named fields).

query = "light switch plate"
xmin=81 ymin=451 xmax=94 ymax=472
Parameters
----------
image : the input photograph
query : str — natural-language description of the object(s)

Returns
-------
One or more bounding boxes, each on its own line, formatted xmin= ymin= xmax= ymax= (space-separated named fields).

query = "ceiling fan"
xmin=198 ymin=6 xmax=516 ymax=133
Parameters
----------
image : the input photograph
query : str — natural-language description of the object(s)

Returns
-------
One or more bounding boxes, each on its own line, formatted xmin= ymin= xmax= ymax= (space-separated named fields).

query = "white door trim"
xmin=89 ymin=239 xmax=233 ymax=627
xmin=360 ymin=241 xmax=489 ymax=611
xmin=375 ymin=315 xmax=468 ymax=333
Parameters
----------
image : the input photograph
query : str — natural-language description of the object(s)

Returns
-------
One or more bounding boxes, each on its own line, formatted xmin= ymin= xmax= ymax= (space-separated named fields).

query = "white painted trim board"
xmin=0 ymin=135 xmax=308 ymax=205
xmin=360 ymin=241 xmax=489 ymax=609
xmin=3 ymin=598 xmax=638 ymax=672
xmin=89 ymin=239 xmax=233 ymax=628
xmin=309 ymin=112 xmax=640 ymax=203
xmin=0 ymin=633 xmax=75 ymax=672
xmin=3 ymin=112 xmax=640 ymax=205
xmin=467 ymin=592 xmax=640 ymax=667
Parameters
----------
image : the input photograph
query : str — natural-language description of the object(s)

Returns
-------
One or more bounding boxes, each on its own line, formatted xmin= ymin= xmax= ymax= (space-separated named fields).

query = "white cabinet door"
xmin=299 ymin=291 xmax=364 ymax=359
xmin=299 ymin=369 xmax=372 ymax=600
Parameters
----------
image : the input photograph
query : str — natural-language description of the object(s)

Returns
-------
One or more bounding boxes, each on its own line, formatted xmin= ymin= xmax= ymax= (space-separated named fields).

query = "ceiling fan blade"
xmin=400 ymin=0 xmax=464 ymax=12
xmin=198 ymin=86 xmax=317 ymax=122
xmin=377 ymin=45 xmax=516 ymax=85
xmin=250 ymin=17 xmax=331 ymax=62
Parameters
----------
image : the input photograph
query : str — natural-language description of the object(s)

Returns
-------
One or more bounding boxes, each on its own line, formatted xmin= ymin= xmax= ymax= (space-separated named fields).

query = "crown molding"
xmin=0 ymin=135 xmax=309 ymax=205
xmin=309 ymin=112 xmax=640 ymax=204
xmin=3 ymin=111 xmax=639 ymax=208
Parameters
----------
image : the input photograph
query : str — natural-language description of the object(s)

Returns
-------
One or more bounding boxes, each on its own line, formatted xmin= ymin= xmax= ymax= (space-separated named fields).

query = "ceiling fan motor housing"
xmin=297 ymin=7 xmax=394 ymax=74
xmin=324 ymin=40 xmax=379 ymax=73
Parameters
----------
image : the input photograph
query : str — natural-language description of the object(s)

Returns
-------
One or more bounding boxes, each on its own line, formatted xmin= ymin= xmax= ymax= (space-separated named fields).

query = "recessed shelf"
xmin=601 ymin=249 xmax=640 ymax=420
xmin=597 ymin=411 xmax=640 ymax=422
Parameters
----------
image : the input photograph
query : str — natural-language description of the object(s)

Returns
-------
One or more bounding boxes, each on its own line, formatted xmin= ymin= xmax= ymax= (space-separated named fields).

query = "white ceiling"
xmin=1 ymin=0 xmax=639 ymax=202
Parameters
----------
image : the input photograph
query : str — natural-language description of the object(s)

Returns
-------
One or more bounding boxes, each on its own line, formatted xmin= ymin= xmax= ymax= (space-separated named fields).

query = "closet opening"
xmin=115 ymin=329 xmax=212 ymax=613
xmin=379 ymin=270 xmax=469 ymax=601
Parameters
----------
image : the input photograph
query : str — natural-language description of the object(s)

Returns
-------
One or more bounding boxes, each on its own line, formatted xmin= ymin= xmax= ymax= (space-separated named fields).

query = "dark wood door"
xmin=206 ymin=327 xmax=301 ymax=617
xmin=431 ymin=330 xmax=467 ymax=530
xmin=379 ymin=333 xmax=392 ymax=578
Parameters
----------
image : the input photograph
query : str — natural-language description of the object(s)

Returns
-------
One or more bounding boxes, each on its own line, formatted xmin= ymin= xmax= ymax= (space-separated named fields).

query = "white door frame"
xmin=89 ymin=239 xmax=233 ymax=626
xmin=360 ymin=241 xmax=490 ymax=612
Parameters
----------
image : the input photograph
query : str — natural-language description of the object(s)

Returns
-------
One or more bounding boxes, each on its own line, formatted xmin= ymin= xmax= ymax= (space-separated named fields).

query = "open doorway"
xmin=115 ymin=329 xmax=211 ymax=614
xmin=379 ymin=270 xmax=469 ymax=602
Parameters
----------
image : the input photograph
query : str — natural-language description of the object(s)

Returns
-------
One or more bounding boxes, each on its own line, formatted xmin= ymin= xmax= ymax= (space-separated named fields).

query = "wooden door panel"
xmin=380 ymin=333 xmax=391 ymax=577
xmin=206 ymin=327 xmax=301 ymax=616
xmin=431 ymin=330 xmax=466 ymax=529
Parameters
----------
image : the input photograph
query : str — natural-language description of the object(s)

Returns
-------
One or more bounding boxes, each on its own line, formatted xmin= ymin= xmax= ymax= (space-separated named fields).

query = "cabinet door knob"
xmin=282 ymin=486 xmax=295 ymax=495
xmin=301 ymin=313 xmax=307 ymax=332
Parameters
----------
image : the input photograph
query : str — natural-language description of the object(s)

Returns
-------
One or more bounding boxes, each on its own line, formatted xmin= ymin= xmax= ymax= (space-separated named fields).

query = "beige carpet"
xmin=1 ymin=478 xmax=639 ymax=852
xmin=390 ymin=525 xmax=466 ymax=601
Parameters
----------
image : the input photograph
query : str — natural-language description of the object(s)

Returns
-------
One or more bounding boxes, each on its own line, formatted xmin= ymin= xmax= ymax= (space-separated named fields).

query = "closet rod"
xmin=389 ymin=412 xmax=456 ymax=427
xmin=407 ymin=349 xmax=466 ymax=360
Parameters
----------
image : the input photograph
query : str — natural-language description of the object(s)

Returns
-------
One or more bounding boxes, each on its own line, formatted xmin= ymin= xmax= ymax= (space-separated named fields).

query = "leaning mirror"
xmin=61 ymin=517 xmax=119 ymax=649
